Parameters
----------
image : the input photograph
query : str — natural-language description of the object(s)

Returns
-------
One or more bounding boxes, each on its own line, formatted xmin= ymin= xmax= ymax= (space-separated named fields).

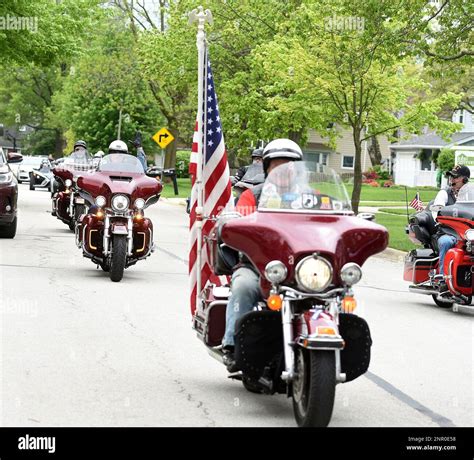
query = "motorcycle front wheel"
xmin=292 ymin=348 xmax=335 ymax=427
xmin=109 ymin=234 xmax=127 ymax=282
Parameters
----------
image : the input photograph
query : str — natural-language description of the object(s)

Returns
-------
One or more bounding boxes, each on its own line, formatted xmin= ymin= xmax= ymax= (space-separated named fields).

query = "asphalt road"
xmin=0 ymin=184 xmax=472 ymax=427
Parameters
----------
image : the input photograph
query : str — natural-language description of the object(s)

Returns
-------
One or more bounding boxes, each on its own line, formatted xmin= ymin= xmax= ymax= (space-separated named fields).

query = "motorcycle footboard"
xmin=339 ymin=314 xmax=372 ymax=383
xmin=234 ymin=310 xmax=283 ymax=380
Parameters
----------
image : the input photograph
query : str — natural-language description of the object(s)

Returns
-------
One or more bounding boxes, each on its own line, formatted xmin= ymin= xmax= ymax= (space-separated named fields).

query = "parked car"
xmin=0 ymin=148 xmax=22 ymax=238
xmin=17 ymin=156 xmax=47 ymax=183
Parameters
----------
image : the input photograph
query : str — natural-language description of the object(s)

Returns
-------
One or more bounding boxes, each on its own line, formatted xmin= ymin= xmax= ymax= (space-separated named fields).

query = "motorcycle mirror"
xmin=357 ymin=212 xmax=375 ymax=221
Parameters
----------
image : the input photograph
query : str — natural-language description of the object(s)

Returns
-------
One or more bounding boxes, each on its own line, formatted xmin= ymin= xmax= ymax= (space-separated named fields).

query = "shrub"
xmin=368 ymin=180 xmax=380 ymax=187
xmin=437 ymin=148 xmax=455 ymax=173
xmin=383 ymin=180 xmax=394 ymax=187
xmin=175 ymin=150 xmax=191 ymax=178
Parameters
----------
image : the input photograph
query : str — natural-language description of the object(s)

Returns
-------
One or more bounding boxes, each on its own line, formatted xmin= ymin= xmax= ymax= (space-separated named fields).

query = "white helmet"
xmin=108 ymin=140 xmax=128 ymax=154
xmin=94 ymin=150 xmax=105 ymax=158
xmin=262 ymin=138 xmax=303 ymax=174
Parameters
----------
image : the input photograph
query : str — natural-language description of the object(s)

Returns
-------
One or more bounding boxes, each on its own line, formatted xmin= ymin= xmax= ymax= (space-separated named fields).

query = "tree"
xmin=249 ymin=0 xmax=463 ymax=213
xmin=0 ymin=64 xmax=66 ymax=156
xmin=0 ymin=0 xmax=101 ymax=65
xmin=437 ymin=148 xmax=455 ymax=173
xmin=51 ymin=25 xmax=164 ymax=156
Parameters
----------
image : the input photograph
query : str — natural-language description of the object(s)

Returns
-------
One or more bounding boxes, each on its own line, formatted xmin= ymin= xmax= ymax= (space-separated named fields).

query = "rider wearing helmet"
xmin=222 ymin=139 xmax=304 ymax=372
xmin=231 ymin=147 xmax=264 ymax=185
xmin=235 ymin=139 xmax=304 ymax=216
xmin=433 ymin=164 xmax=471 ymax=292
xmin=108 ymin=140 xmax=129 ymax=154
xmin=70 ymin=140 xmax=91 ymax=165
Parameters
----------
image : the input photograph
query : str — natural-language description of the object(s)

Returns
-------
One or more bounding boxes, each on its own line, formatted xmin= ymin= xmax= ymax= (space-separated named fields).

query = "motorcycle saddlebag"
xmin=403 ymin=248 xmax=437 ymax=283
xmin=339 ymin=314 xmax=373 ymax=382
xmin=234 ymin=310 xmax=283 ymax=380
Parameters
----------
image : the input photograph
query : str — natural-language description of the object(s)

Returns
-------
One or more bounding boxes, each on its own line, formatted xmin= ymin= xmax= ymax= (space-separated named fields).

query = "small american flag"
xmin=410 ymin=192 xmax=425 ymax=211
xmin=189 ymin=53 xmax=233 ymax=315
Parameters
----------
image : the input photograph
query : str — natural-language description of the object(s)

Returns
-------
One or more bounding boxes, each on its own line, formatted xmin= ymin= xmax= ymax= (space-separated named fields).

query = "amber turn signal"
xmin=267 ymin=294 xmax=282 ymax=311
xmin=342 ymin=296 xmax=357 ymax=313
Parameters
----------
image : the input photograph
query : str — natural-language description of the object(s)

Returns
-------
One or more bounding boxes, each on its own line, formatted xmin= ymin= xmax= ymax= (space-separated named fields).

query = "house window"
xmin=342 ymin=155 xmax=354 ymax=169
xmin=303 ymin=151 xmax=329 ymax=171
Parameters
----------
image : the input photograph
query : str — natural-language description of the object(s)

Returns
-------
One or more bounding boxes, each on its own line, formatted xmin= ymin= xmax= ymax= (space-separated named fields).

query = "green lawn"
xmin=378 ymin=207 xmax=417 ymax=216
xmin=361 ymin=201 xmax=408 ymax=207
xmin=346 ymin=184 xmax=438 ymax=202
xmin=160 ymin=178 xmax=192 ymax=198
xmin=374 ymin=212 xmax=418 ymax=252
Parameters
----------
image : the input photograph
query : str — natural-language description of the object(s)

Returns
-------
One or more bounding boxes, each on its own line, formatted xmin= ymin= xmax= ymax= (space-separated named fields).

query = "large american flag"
xmin=189 ymin=54 xmax=233 ymax=314
xmin=409 ymin=192 xmax=425 ymax=211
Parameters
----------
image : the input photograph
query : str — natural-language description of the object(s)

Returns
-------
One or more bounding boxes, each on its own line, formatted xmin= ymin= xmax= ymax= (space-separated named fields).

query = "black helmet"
xmin=262 ymin=138 xmax=303 ymax=175
xmin=251 ymin=148 xmax=264 ymax=159
xmin=446 ymin=164 xmax=470 ymax=179
xmin=74 ymin=140 xmax=87 ymax=150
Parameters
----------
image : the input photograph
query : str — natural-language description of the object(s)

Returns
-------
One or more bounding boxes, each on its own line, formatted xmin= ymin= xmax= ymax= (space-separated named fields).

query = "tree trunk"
xmin=367 ymin=136 xmax=382 ymax=167
xmin=288 ymin=129 xmax=303 ymax=144
xmin=164 ymin=126 xmax=178 ymax=169
xmin=54 ymin=129 xmax=65 ymax=158
xmin=351 ymin=128 xmax=363 ymax=215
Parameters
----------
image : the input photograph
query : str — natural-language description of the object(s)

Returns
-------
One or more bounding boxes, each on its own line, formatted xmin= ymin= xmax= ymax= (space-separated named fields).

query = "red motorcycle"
xmin=75 ymin=153 xmax=162 ymax=282
xmin=404 ymin=183 xmax=474 ymax=308
xmin=52 ymin=156 xmax=94 ymax=231
xmin=193 ymin=162 xmax=388 ymax=427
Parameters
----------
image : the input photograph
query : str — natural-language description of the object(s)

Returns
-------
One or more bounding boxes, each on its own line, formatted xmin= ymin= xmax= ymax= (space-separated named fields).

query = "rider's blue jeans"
xmin=438 ymin=234 xmax=457 ymax=276
xmin=222 ymin=266 xmax=261 ymax=348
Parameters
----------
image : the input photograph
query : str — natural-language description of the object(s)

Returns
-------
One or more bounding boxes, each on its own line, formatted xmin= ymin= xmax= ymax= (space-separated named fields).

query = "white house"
xmin=391 ymin=108 xmax=474 ymax=187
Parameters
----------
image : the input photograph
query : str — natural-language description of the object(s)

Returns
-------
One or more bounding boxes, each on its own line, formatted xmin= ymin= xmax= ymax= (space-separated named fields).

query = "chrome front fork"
xmin=127 ymin=216 xmax=133 ymax=256
xmin=281 ymin=298 xmax=295 ymax=381
xmin=68 ymin=191 xmax=74 ymax=217
xmin=280 ymin=297 xmax=345 ymax=384
xmin=103 ymin=214 xmax=110 ymax=256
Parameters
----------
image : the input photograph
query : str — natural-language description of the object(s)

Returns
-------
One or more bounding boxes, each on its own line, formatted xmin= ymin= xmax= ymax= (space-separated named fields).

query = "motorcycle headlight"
xmin=65 ymin=179 xmax=72 ymax=187
xmin=112 ymin=194 xmax=129 ymax=212
xmin=295 ymin=255 xmax=332 ymax=292
xmin=465 ymin=229 xmax=474 ymax=241
xmin=340 ymin=263 xmax=362 ymax=286
xmin=264 ymin=260 xmax=288 ymax=284
xmin=95 ymin=195 xmax=106 ymax=207
xmin=134 ymin=198 xmax=145 ymax=210
xmin=0 ymin=172 xmax=13 ymax=184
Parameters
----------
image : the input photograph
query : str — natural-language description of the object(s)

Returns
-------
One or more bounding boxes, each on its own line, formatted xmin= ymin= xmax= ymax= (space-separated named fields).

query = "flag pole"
xmin=189 ymin=6 xmax=213 ymax=309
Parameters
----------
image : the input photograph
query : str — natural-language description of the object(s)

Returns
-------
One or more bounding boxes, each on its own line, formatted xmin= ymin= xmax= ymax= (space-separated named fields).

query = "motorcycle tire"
xmin=29 ymin=179 xmax=35 ymax=191
xmin=432 ymin=295 xmax=453 ymax=308
xmin=68 ymin=220 xmax=75 ymax=232
xmin=292 ymin=348 xmax=335 ymax=428
xmin=74 ymin=204 xmax=86 ymax=223
xmin=109 ymin=235 xmax=127 ymax=282
xmin=0 ymin=217 xmax=17 ymax=239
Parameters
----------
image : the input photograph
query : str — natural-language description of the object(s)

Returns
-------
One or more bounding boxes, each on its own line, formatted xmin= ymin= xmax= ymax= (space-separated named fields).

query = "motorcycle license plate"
xmin=112 ymin=225 xmax=128 ymax=235
xmin=75 ymin=198 xmax=85 ymax=204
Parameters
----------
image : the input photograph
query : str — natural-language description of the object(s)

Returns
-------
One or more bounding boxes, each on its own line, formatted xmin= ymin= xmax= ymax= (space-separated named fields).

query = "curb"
xmin=375 ymin=247 xmax=407 ymax=263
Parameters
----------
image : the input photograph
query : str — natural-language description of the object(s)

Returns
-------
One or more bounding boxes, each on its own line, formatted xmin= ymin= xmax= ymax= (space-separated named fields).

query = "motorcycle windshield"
xmin=456 ymin=183 xmax=474 ymax=203
xmin=258 ymin=162 xmax=352 ymax=214
xmin=61 ymin=152 xmax=94 ymax=173
xmin=240 ymin=163 xmax=265 ymax=184
xmin=98 ymin=154 xmax=144 ymax=174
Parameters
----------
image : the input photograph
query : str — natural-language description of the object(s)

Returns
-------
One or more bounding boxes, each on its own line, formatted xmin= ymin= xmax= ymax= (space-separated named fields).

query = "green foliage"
xmin=375 ymin=212 xmax=415 ymax=252
xmin=51 ymin=24 xmax=164 ymax=154
xmin=175 ymin=150 xmax=192 ymax=178
xmin=437 ymin=148 xmax=455 ymax=173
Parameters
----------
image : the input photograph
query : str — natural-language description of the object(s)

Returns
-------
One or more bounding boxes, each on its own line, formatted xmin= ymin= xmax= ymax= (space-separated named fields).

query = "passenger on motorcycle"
xmin=433 ymin=165 xmax=470 ymax=289
xmin=222 ymin=138 xmax=303 ymax=372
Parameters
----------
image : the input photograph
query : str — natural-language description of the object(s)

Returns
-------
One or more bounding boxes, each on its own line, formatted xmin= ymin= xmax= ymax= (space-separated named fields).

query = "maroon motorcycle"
xmin=75 ymin=153 xmax=162 ymax=282
xmin=193 ymin=162 xmax=388 ymax=427
xmin=52 ymin=155 xmax=94 ymax=231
